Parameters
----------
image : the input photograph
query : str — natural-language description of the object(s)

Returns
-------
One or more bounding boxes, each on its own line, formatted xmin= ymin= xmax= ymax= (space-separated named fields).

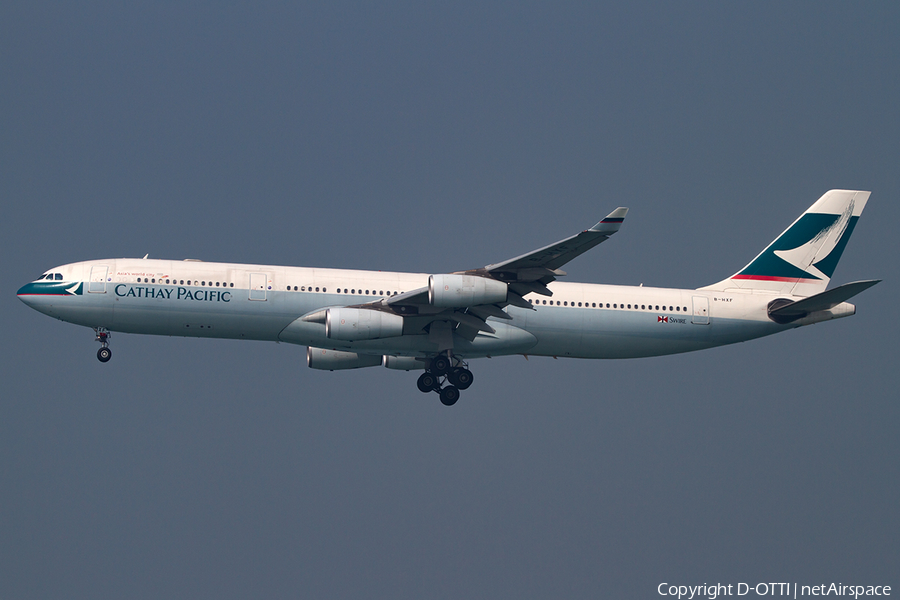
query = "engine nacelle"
xmin=307 ymin=347 xmax=382 ymax=371
xmin=428 ymin=274 xmax=507 ymax=308
xmin=325 ymin=307 xmax=404 ymax=341
xmin=382 ymin=355 xmax=424 ymax=371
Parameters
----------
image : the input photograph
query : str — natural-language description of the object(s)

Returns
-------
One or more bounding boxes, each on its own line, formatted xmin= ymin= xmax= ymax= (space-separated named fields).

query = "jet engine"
xmin=382 ymin=355 xmax=424 ymax=371
xmin=428 ymin=274 xmax=507 ymax=308
xmin=325 ymin=307 xmax=404 ymax=341
xmin=307 ymin=347 xmax=382 ymax=370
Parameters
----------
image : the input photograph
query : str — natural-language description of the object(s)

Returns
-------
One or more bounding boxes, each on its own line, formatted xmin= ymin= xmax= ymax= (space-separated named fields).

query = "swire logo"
xmin=658 ymin=316 xmax=668 ymax=323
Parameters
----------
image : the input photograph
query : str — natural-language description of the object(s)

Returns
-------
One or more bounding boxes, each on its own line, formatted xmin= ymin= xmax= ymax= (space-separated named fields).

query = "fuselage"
xmin=17 ymin=258 xmax=856 ymax=361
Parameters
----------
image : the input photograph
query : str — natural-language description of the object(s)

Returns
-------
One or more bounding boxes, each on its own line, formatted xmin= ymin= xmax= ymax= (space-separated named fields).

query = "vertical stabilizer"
xmin=700 ymin=190 xmax=870 ymax=296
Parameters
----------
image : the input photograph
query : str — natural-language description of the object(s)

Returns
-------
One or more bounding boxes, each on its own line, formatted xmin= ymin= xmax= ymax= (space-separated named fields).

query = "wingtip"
xmin=589 ymin=207 xmax=628 ymax=232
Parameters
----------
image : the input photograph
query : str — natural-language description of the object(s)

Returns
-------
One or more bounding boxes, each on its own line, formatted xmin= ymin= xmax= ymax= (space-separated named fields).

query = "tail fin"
xmin=701 ymin=190 xmax=870 ymax=297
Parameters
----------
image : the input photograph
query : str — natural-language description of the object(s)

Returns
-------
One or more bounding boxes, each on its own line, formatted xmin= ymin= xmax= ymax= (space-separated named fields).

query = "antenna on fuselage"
xmin=142 ymin=254 xmax=149 ymax=259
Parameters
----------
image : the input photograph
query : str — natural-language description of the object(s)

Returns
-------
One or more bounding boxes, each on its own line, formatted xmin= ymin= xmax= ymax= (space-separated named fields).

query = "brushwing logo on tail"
xmin=734 ymin=202 xmax=859 ymax=283
xmin=772 ymin=198 xmax=854 ymax=282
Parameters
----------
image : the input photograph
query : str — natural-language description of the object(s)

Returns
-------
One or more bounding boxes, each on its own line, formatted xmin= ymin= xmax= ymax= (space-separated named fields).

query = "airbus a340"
xmin=18 ymin=190 xmax=878 ymax=406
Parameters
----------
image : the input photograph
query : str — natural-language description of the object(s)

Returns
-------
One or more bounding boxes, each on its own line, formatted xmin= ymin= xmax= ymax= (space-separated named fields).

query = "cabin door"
xmin=249 ymin=272 xmax=267 ymax=301
xmin=691 ymin=296 xmax=709 ymax=325
xmin=88 ymin=265 xmax=108 ymax=293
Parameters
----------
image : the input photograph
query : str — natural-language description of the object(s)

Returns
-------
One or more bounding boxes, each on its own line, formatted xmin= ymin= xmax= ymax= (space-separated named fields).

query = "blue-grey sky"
xmin=2 ymin=3 xmax=898 ymax=598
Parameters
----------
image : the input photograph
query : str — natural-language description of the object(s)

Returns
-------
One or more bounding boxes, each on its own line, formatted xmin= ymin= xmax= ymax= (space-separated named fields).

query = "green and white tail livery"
xmin=702 ymin=190 xmax=870 ymax=297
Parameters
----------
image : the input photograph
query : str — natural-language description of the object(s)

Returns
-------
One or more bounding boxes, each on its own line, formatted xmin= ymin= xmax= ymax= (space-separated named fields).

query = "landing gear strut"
xmin=94 ymin=327 xmax=111 ymax=362
xmin=416 ymin=353 xmax=473 ymax=406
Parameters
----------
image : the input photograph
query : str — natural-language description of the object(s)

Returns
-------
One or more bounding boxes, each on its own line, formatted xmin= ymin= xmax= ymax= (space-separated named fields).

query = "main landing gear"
xmin=94 ymin=327 xmax=112 ymax=362
xmin=416 ymin=353 xmax=474 ymax=406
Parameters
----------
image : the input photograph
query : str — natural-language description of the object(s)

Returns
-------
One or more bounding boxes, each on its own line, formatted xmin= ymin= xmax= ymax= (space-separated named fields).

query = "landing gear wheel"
xmin=417 ymin=372 xmax=439 ymax=393
xmin=97 ymin=347 xmax=112 ymax=362
xmin=448 ymin=367 xmax=473 ymax=390
xmin=439 ymin=385 xmax=460 ymax=406
xmin=430 ymin=355 xmax=451 ymax=376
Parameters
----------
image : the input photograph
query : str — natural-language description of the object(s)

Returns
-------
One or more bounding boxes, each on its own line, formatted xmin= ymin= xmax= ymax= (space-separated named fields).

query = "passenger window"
xmin=323 ymin=288 xmax=327 ymax=292
xmin=592 ymin=303 xmax=596 ymax=307
xmin=676 ymin=306 xmax=680 ymax=311
xmin=641 ymin=305 xmax=645 ymax=310
xmin=315 ymin=287 xmax=320 ymax=292
xmin=230 ymin=283 xmax=234 ymax=287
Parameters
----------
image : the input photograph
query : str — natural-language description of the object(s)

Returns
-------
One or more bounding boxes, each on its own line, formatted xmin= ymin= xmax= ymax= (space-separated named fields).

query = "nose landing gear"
xmin=94 ymin=328 xmax=111 ymax=362
xmin=416 ymin=353 xmax=473 ymax=406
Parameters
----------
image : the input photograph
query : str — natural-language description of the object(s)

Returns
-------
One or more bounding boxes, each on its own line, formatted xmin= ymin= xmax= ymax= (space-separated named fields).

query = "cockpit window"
xmin=37 ymin=274 xmax=47 ymax=280
xmin=54 ymin=273 xmax=63 ymax=280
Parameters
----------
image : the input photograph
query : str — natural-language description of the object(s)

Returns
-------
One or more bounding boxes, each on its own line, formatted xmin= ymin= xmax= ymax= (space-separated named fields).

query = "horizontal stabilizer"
xmin=768 ymin=279 xmax=880 ymax=322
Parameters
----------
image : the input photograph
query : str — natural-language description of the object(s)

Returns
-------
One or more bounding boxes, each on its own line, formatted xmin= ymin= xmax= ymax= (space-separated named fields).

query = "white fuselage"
xmin=18 ymin=258 xmax=856 ymax=362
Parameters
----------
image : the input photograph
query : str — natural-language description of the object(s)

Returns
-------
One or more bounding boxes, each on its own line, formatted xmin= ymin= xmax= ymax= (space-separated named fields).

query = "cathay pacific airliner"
xmin=18 ymin=190 xmax=879 ymax=406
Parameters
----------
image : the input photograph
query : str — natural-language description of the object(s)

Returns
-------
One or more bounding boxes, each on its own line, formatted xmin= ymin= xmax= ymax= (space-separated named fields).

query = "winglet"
xmin=589 ymin=207 xmax=628 ymax=234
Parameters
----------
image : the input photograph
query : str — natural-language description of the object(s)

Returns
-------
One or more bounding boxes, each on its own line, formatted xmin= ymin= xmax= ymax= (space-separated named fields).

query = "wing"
xmin=484 ymin=207 xmax=629 ymax=273
xmin=479 ymin=206 xmax=628 ymax=301
xmin=371 ymin=207 xmax=629 ymax=343
xmin=298 ymin=208 xmax=630 ymax=346
xmin=386 ymin=206 xmax=627 ymax=307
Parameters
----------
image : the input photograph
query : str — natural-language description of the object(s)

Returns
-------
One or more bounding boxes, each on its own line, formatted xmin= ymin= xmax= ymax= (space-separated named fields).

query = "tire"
xmin=97 ymin=347 xmax=112 ymax=363
xmin=417 ymin=372 xmax=438 ymax=393
xmin=430 ymin=355 xmax=451 ymax=376
xmin=439 ymin=385 xmax=460 ymax=406
xmin=454 ymin=368 xmax=473 ymax=390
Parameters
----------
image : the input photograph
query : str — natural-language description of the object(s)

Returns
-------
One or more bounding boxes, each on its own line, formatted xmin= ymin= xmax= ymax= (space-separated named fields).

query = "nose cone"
xmin=17 ymin=280 xmax=82 ymax=315
xmin=18 ymin=283 xmax=53 ymax=315
xmin=17 ymin=282 xmax=40 ymax=308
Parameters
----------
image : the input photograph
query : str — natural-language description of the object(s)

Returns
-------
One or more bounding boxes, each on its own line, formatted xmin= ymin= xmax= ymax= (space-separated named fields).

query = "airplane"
xmin=17 ymin=189 xmax=879 ymax=406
